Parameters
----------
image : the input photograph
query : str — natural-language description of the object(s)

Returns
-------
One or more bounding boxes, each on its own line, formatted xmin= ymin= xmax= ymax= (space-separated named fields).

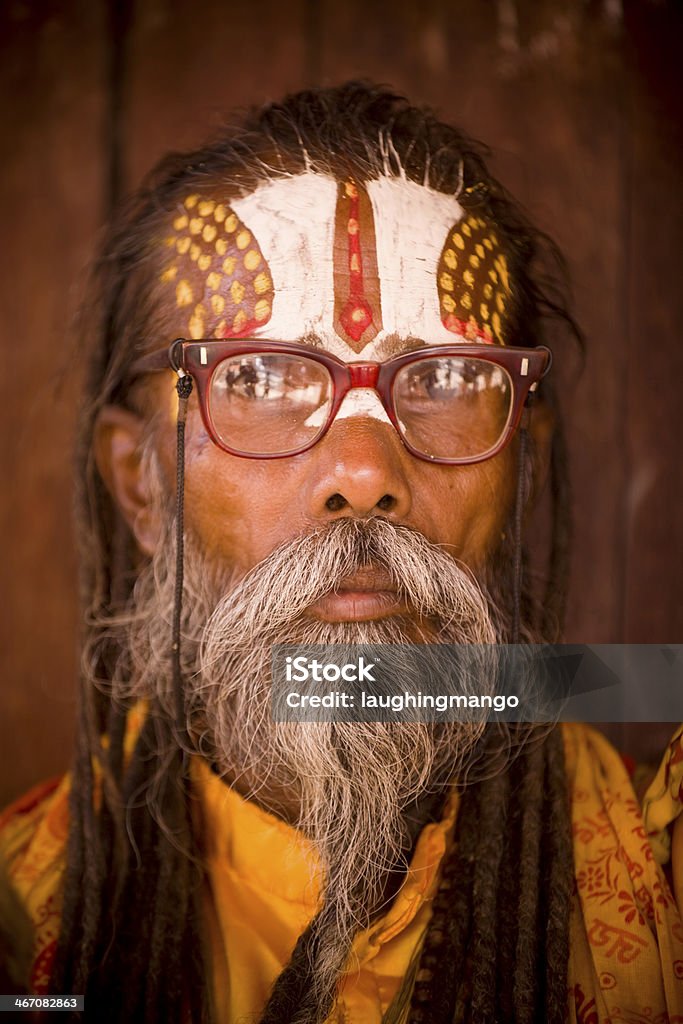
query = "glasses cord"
xmin=172 ymin=372 xmax=194 ymax=737
xmin=511 ymin=424 xmax=529 ymax=645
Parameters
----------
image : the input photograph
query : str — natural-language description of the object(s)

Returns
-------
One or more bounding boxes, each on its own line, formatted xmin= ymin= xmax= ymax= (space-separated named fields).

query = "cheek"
xmin=411 ymin=449 xmax=516 ymax=565
xmin=179 ymin=412 xmax=305 ymax=572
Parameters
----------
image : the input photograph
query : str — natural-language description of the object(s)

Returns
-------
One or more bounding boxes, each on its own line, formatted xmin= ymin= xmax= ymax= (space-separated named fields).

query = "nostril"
xmin=326 ymin=493 xmax=347 ymax=512
xmin=377 ymin=494 xmax=396 ymax=511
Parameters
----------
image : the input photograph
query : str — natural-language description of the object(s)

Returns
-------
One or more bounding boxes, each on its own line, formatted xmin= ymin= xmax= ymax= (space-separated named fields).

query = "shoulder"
xmin=0 ymin=775 xmax=71 ymax=993
xmin=0 ymin=776 xmax=70 ymax=879
xmin=561 ymin=721 xmax=683 ymax=867
xmin=560 ymin=724 xmax=683 ymax=1018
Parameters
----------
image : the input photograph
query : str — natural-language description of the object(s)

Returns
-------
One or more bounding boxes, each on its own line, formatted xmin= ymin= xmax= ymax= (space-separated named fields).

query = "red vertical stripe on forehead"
xmin=333 ymin=180 xmax=382 ymax=352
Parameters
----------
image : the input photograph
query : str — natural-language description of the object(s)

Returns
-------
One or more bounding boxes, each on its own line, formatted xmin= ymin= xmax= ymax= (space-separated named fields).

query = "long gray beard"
xmin=104 ymin=516 xmax=514 ymax=1023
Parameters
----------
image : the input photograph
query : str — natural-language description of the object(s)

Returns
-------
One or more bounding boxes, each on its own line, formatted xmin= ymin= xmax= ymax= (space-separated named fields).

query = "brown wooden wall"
xmin=1 ymin=0 xmax=681 ymax=805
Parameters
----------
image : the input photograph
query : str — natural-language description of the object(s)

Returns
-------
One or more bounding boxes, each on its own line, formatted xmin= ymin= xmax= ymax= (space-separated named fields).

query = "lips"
xmin=307 ymin=566 xmax=407 ymax=622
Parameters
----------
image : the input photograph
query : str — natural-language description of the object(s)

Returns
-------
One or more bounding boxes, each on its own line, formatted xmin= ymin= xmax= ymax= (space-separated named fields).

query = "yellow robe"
xmin=2 ymin=720 xmax=683 ymax=1022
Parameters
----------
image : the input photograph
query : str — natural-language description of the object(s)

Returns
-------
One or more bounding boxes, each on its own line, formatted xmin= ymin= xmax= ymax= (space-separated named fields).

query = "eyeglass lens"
xmin=393 ymin=357 xmax=513 ymax=460
xmin=209 ymin=353 xmax=333 ymax=455
xmin=208 ymin=352 xmax=513 ymax=460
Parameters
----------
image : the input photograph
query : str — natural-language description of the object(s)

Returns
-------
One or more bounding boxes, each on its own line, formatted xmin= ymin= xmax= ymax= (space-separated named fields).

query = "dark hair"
xmin=50 ymin=82 xmax=579 ymax=1023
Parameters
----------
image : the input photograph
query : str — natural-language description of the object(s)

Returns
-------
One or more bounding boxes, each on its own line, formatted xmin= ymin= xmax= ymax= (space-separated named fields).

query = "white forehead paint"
xmin=231 ymin=172 xmax=337 ymax=343
xmin=304 ymin=388 xmax=393 ymax=428
xmin=335 ymin=388 xmax=393 ymax=423
xmin=232 ymin=172 xmax=469 ymax=361
xmin=365 ymin=176 xmax=465 ymax=350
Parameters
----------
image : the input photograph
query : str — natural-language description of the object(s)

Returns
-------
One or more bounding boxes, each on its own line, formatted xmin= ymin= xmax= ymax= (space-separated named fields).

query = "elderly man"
xmin=1 ymin=83 xmax=682 ymax=1024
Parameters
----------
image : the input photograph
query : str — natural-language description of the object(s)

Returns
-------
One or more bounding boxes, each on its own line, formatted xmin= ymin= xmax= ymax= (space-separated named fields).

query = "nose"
xmin=304 ymin=418 xmax=412 ymax=520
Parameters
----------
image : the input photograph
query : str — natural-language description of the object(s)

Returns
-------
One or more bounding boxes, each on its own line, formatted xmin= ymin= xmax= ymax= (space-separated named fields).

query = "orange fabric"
xmin=195 ymin=755 xmax=458 ymax=1022
xmin=2 ymin=723 xmax=683 ymax=1022
xmin=565 ymin=724 xmax=683 ymax=1022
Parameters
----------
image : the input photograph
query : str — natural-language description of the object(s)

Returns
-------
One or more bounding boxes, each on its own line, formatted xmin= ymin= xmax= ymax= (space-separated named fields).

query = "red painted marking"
xmin=218 ymin=317 xmax=262 ymax=339
xmin=339 ymin=184 xmax=375 ymax=343
xmin=442 ymin=313 xmax=495 ymax=344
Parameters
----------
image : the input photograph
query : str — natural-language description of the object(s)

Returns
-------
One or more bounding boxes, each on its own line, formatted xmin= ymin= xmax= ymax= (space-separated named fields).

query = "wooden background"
xmin=1 ymin=0 xmax=681 ymax=805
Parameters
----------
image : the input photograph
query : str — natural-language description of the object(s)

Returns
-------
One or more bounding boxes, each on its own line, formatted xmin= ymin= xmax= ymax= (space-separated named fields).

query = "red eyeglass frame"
xmin=132 ymin=338 xmax=552 ymax=464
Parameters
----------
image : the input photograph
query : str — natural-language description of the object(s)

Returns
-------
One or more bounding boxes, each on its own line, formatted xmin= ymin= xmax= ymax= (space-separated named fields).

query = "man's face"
xmin=146 ymin=172 xmax=519 ymax=608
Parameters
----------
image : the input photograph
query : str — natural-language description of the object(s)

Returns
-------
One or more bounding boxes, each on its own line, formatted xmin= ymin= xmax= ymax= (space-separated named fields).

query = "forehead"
xmin=157 ymin=172 xmax=513 ymax=358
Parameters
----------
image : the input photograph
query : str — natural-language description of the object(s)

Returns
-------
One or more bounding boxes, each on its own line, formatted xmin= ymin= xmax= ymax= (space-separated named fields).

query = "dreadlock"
xmin=49 ymin=82 xmax=582 ymax=1022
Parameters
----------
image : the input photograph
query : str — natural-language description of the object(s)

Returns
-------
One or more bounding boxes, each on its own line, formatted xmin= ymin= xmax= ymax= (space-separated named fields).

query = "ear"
xmin=94 ymin=406 xmax=163 ymax=557
xmin=526 ymin=396 xmax=555 ymax=504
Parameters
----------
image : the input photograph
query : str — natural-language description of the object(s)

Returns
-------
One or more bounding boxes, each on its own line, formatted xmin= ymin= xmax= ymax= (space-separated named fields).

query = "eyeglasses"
xmin=132 ymin=339 xmax=552 ymax=464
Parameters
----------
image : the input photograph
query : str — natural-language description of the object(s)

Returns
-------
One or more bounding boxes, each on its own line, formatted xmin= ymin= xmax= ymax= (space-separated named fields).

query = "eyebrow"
xmin=371 ymin=334 xmax=432 ymax=360
xmin=297 ymin=331 xmax=325 ymax=350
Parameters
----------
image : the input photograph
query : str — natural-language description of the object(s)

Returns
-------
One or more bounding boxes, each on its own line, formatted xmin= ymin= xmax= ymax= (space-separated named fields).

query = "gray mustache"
xmin=201 ymin=516 xmax=490 ymax=644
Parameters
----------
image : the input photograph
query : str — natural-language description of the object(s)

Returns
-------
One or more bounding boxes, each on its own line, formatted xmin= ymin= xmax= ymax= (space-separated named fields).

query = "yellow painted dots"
xmin=160 ymin=265 xmax=178 ymax=283
xmin=202 ymin=224 xmax=217 ymax=243
xmin=255 ymin=299 xmax=271 ymax=321
xmin=462 ymin=222 xmax=471 ymax=237
xmin=214 ymin=204 xmax=227 ymax=223
xmin=224 ymin=214 xmax=238 ymax=233
xmin=189 ymin=305 xmax=205 ymax=338
xmin=489 ymin=269 xmax=499 ymax=284
xmin=215 ymin=238 xmax=228 ymax=256
xmin=176 ymin=237 xmax=190 ymax=255
xmin=184 ymin=194 xmax=199 ymax=209
xmin=198 ymin=199 xmax=215 ymax=217
xmin=483 ymin=237 xmax=493 ymax=251
xmin=176 ymin=279 xmax=193 ymax=307
xmin=244 ymin=249 xmax=261 ymax=271
xmin=469 ymin=254 xmax=480 ymax=269
xmin=483 ymin=323 xmax=493 ymax=340
xmin=496 ymin=292 xmax=506 ymax=313
xmin=483 ymin=283 xmax=493 ymax=299
xmin=164 ymin=236 xmax=175 ymax=248
xmin=439 ymin=272 xmax=454 ymax=292
xmin=254 ymin=272 xmax=271 ymax=295
xmin=444 ymin=249 xmax=458 ymax=270
xmin=236 ymin=230 xmax=251 ymax=250
xmin=211 ymin=294 xmax=225 ymax=315
xmin=189 ymin=217 xmax=204 ymax=235
xmin=190 ymin=243 xmax=200 ymax=261
xmin=494 ymin=255 xmax=510 ymax=292
xmin=222 ymin=257 xmax=237 ymax=276
xmin=198 ymin=254 xmax=211 ymax=272
xmin=453 ymin=233 xmax=465 ymax=250
xmin=231 ymin=280 xmax=246 ymax=304
xmin=214 ymin=319 xmax=227 ymax=337
xmin=461 ymin=292 xmax=472 ymax=310
xmin=463 ymin=269 xmax=475 ymax=288
xmin=480 ymin=303 xmax=490 ymax=321
xmin=173 ymin=214 xmax=188 ymax=231
xmin=207 ymin=271 xmax=222 ymax=291
xmin=492 ymin=312 xmax=502 ymax=338
xmin=475 ymin=243 xmax=485 ymax=259
xmin=232 ymin=310 xmax=247 ymax=332
xmin=442 ymin=294 xmax=456 ymax=313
